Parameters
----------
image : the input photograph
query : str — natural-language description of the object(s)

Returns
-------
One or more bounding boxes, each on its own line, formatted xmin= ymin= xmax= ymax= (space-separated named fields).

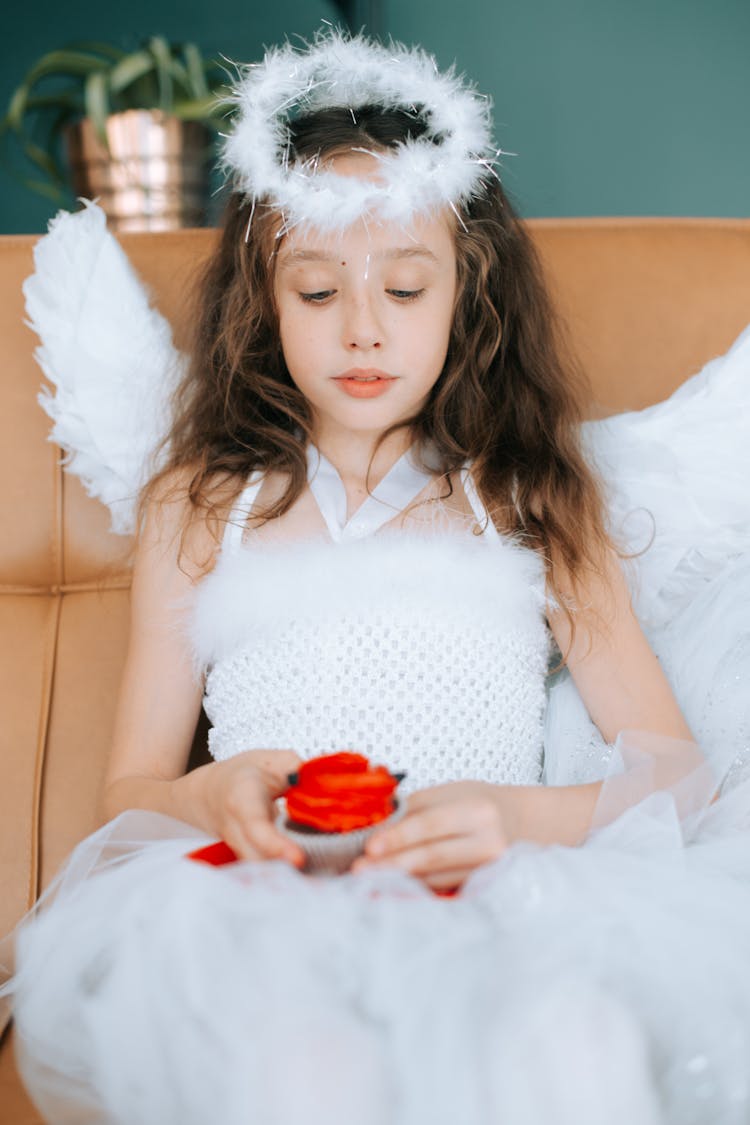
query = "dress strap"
xmin=460 ymin=463 xmax=502 ymax=543
xmin=222 ymin=470 xmax=266 ymax=552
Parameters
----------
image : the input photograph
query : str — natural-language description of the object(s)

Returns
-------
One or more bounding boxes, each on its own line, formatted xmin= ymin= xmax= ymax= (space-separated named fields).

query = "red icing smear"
xmin=187 ymin=841 xmax=239 ymax=866
xmin=283 ymin=751 xmax=401 ymax=832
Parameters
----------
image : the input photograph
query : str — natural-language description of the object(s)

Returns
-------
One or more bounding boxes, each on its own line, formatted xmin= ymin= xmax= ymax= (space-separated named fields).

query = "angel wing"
xmin=545 ymin=325 xmax=750 ymax=789
xmin=25 ymin=199 xmax=186 ymax=535
xmin=584 ymin=323 xmax=750 ymax=630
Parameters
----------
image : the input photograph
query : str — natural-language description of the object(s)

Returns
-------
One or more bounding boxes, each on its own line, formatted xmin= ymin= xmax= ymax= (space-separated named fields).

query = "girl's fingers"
xmin=246 ymin=816 xmax=305 ymax=867
xmin=356 ymin=831 xmax=504 ymax=877
xmin=366 ymin=800 xmax=498 ymax=861
xmin=243 ymin=750 xmax=304 ymax=794
xmin=224 ymin=816 xmax=303 ymax=866
xmin=224 ymin=785 xmax=304 ymax=866
xmin=423 ymin=867 xmax=474 ymax=890
xmin=222 ymin=818 xmax=264 ymax=862
xmin=226 ymin=773 xmax=303 ymax=865
xmin=366 ymin=805 xmax=465 ymax=857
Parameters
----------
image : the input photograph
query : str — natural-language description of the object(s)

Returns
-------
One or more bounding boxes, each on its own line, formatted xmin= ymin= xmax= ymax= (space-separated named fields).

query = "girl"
xmin=4 ymin=28 xmax=750 ymax=1125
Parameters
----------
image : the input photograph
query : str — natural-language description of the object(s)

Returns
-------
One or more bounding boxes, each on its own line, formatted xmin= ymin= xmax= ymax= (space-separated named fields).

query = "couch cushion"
xmin=0 ymin=1027 xmax=44 ymax=1125
xmin=38 ymin=588 xmax=131 ymax=889
xmin=0 ymin=239 xmax=58 ymax=590
xmin=0 ymin=596 xmax=56 ymax=939
xmin=532 ymin=218 xmax=750 ymax=413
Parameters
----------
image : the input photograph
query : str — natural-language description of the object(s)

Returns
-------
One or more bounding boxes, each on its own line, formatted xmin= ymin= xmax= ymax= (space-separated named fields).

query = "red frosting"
xmin=186 ymin=840 xmax=238 ymax=866
xmin=282 ymin=751 xmax=401 ymax=832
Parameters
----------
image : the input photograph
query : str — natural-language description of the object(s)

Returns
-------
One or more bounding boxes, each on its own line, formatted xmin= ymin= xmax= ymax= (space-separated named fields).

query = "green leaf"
xmin=23 ymin=177 xmax=67 ymax=202
xmin=148 ymin=36 xmax=174 ymax=114
xmin=84 ymin=70 xmax=110 ymax=147
xmin=166 ymin=57 xmax=191 ymax=96
xmin=14 ymin=91 xmax=79 ymax=113
xmin=4 ymin=48 xmax=115 ymax=132
xmin=109 ymin=50 xmax=154 ymax=95
xmin=182 ymin=43 xmax=209 ymax=100
xmin=21 ymin=138 xmax=67 ymax=186
xmin=0 ymin=135 xmax=64 ymax=201
xmin=22 ymin=49 xmax=114 ymax=87
xmin=172 ymin=93 xmax=227 ymax=123
xmin=1 ymin=91 xmax=79 ymax=142
xmin=5 ymin=83 xmax=32 ymax=132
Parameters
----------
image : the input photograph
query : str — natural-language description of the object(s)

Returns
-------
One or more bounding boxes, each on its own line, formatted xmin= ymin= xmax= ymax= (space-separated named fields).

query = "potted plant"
xmin=2 ymin=37 xmax=231 ymax=230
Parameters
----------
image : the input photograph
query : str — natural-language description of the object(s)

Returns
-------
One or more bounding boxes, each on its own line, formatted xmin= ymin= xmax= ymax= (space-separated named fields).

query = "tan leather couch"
xmin=2 ymin=218 xmax=749 ymax=1122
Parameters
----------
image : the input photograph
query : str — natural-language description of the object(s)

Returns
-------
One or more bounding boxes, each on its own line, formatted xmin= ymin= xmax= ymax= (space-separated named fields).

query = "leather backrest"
xmin=532 ymin=218 xmax=750 ymax=412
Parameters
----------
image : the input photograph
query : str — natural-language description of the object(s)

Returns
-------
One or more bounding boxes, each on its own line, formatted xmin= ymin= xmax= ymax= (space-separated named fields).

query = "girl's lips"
xmin=334 ymin=377 xmax=397 ymax=399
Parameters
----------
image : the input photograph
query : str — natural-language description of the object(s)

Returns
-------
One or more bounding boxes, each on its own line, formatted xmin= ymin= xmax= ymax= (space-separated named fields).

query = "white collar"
xmin=223 ymin=438 xmax=496 ymax=551
xmin=306 ymin=441 xmax=446 ymax=543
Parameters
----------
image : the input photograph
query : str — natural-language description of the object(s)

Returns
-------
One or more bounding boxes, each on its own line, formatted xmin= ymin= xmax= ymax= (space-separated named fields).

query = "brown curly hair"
xmin=140 ymin=105 xmax=614 ymax=625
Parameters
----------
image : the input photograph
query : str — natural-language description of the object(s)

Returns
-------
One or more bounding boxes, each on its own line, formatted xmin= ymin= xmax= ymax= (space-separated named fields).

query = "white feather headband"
xmin=219 ymin=28 xmax=502 ymax=233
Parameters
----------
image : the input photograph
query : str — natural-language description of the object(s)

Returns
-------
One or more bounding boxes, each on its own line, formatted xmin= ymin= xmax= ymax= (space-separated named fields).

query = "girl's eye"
xmin=298 ymin=288 xmax=426 ymax=304
xmin=388 ymin=288 xmax=425 ymax=302
xmin=299 ymin=290 xmax=336 ymax=303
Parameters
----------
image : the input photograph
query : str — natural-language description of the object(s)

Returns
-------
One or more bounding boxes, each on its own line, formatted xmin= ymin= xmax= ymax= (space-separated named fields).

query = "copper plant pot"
xmin=65 ymin=109 xmax=212 ymax=232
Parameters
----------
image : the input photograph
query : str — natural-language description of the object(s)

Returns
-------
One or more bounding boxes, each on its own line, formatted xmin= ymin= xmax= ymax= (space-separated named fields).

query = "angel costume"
xmin=3 ymin=30 xmax=750 ymax=1125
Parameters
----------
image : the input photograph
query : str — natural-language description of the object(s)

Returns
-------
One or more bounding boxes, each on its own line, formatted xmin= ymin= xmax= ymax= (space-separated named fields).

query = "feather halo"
xmin=219 ymin=27 xmax=501 ymax=234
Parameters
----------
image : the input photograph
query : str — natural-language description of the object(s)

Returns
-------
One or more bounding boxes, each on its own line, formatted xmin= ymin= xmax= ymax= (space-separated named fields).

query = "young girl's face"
xmin=273 ymin=153 xmax=457 ymax=447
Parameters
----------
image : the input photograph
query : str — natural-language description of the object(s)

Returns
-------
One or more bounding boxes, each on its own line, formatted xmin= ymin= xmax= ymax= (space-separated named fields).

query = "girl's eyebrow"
xmin=278 ymin=245 xmax=439 ymax=269
xmin=387 ymin=246 xmax=439 ymax=262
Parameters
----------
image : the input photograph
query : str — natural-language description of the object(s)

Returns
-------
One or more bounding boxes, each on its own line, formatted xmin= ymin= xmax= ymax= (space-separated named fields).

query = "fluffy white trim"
xmin=220 ymin=28 xmax=500 ymax=233
xmin=188 ymin=529 xmax=547 ymax=671
xmin=26 ymin=200 xmax=184 ymax=534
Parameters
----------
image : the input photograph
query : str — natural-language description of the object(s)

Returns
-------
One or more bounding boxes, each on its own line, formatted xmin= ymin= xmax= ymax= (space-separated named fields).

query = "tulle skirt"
xmin=5 ymin=754 xmax=750 ymax=1125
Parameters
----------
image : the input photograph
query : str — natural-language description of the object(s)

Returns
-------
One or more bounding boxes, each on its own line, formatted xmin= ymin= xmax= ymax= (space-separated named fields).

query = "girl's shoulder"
xmin=138 ymin=463 xmax=250 ymax=583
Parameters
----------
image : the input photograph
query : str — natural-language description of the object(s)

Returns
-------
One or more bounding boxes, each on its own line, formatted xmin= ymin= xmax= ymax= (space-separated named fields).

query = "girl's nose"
xmin=347 ymin=334 xmax=381 ymax=350
xmin=343 ymin=293 xmax=383 ymax=351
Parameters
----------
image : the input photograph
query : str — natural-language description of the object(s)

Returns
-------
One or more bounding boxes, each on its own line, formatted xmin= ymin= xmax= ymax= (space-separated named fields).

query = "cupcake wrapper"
xmin=275 ymin=795 xmax=406 ymax=875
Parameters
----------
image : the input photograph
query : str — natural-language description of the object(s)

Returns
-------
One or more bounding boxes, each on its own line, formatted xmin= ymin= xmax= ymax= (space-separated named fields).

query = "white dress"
xmin=3 ymin=438 xmax=750 ymax=1125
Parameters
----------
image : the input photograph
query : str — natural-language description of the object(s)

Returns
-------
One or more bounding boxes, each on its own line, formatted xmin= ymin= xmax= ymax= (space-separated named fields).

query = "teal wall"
xmin=384 ymin=0 xmax=750 ymax=219
xmin=3 ymin=0 xmax=749 ymax=232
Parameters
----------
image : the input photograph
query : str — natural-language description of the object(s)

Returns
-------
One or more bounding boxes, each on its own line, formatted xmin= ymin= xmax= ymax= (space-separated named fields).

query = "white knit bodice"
xmin=189 ymin=444 xmax=551 ymax=795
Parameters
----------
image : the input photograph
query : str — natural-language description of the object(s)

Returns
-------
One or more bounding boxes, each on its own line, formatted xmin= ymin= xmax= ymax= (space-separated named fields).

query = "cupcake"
xmin=275 ymin=751 xmax=407 ymax=875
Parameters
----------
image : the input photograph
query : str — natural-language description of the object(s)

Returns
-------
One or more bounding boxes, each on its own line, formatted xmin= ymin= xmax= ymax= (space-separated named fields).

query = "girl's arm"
xmin=547 ymin=548 xmax=693 ymax=745
xmin=99 ymin=474 xmax=304 ymax=866
xmin=510 ymin=546 xmax=698 ymax=846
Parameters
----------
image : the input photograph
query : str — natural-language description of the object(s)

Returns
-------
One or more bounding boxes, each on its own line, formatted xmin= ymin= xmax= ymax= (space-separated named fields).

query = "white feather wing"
xmin=545 ymin=323 xmax=750 ymax=788
xmin=583 ymin=322 xmax=750 ymax=629
xmin=25 ymin=199 xmax=185 ymax=535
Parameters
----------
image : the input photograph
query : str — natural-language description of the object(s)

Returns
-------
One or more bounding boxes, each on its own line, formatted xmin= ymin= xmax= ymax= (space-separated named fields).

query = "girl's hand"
xmin=193 ymin=749 xmax=306 ymax=868
xmin=351 ymin=781 xmax=522 ymax=892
